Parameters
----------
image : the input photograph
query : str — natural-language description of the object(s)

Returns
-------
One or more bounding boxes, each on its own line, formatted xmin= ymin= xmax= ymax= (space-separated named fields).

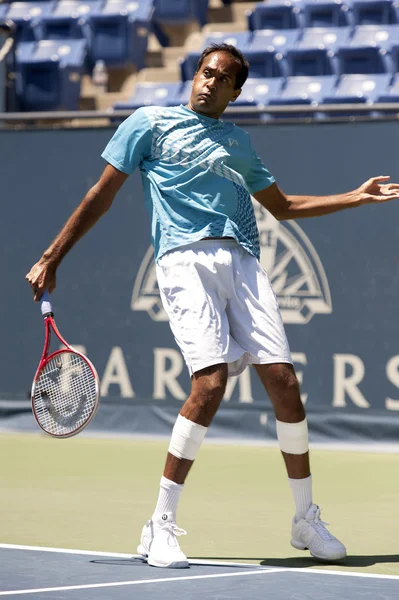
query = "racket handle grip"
xmin=40 ymin=291 xmax=53 ymax=317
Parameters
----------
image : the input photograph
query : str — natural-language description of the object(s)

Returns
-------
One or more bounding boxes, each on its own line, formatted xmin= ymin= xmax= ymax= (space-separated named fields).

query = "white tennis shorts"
xmin=156 ymin=239 xmax=292 ymax=377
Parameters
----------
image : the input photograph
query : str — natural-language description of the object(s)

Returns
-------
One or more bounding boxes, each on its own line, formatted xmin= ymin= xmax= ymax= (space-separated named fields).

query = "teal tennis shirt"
xmin=102 ymin=105 xmax=275 ymax=261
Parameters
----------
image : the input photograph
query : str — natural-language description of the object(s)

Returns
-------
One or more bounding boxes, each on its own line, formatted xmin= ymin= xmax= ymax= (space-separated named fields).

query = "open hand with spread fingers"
xmin=358 ymin=176 xmax=399 ymax=205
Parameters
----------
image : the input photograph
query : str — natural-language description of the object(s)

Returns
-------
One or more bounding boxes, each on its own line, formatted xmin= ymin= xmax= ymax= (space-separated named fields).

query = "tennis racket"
xmin=31 ymin=291 xmax=100 ymax=438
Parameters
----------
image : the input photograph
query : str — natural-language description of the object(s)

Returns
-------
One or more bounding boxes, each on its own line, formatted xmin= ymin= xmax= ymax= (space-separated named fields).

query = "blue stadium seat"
xmin=153 ymin=0 xmax=197 ymax=23
xmin=180 ymin=51 xmax=201 ymax=81
xmin=0 ymin=5 xmax=8 ymax=21
xmin=233 ymin=77 xmax=285 ymax=104
xmin=248 ymin=1 xmax=302 ymax=31
xmin=351 ymin=0 xmax=398 ymax=25
xmin=299 ymin=27 xmax=352 ymax=50
xmin=389 ymin=42 xmax=399 ymax=70
xmin=337 ymin=44 xmax=389 ymax=73
xmin=192 ymin=0 xmax=209 ymax=27
xmin=204 ymin=31 xmax=252 ymax=50
xmin=243 ymin=49 xmax=285 ymax=77
xmin=322 ymin=73 xmax=392 ymax=108
xmin=15 ymin=39 xmax=87 ymax=110
xmin=181 ymin=49 xmax=284 ymax=81
xmin=285 ymin=47 xmax=336 ymax=76
xmin=113 ymin=82 xmax=183 ymax=109
xmin=39 ymin=1 xmax=102 ymax=42
xmin=152 ymin=0 xmax=208 ymax=46
xmin=5 ymin=2 xmax=56 ymax=42
xmin=250 ymin=28 xmax=300 ymax=53
xmin=270 ymin=74 xmax=337 ymax=103
xmin=227 ymin=78 xmax=285 ymax=120
xmin=268 ymin=74 xmax=337 ymax=117
xmin=179 ymin=80 xmax=194 ymax=104
xmin=350 ymin=24 xmax=399 ymax=50
xmin=88 ymin=0 xmax=153 ymax=69
xmin=376 ymin=72 xmax=399 ymax=99
xmin=301 ymin=0 xmax=352 ymax=27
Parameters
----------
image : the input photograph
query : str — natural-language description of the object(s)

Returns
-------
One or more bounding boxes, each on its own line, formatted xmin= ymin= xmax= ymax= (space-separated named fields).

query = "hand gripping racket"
xmin=31 ymin=291 xmax=100 ymax=438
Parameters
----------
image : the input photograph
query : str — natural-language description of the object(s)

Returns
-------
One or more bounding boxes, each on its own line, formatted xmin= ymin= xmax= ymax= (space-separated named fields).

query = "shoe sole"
xmin=148 ymin=557 xmax=189 ymax=569
xmin=137 ymin=544 xmax=189 ymax=568
xmin=137 ymin=544 xmax=148 ymax=557
xmin=291 ymin=539 xmax=346 ymax=561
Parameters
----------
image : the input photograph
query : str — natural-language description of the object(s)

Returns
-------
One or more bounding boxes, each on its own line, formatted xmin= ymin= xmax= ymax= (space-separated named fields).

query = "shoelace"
xmin=159 ymin=522 xmax=187 ymax=546
xmin=310 ymin=507 xmax=334 ymax=541
xmin=160 ymin=522 xmax=187 ymax=536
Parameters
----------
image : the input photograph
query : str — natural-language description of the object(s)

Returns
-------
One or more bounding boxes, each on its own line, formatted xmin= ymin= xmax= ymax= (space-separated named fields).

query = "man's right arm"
xmin=26 ymin=164 xmax=128 ymax=301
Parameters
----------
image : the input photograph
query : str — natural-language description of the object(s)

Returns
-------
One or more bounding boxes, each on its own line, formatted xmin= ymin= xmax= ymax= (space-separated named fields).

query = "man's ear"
xmin=231 ymin=88 xmax=242 ymax=103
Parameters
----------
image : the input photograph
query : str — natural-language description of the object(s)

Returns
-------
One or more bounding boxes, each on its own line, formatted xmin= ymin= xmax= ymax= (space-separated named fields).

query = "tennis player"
xmin=26 ymin=44 xmax=399 ymax=569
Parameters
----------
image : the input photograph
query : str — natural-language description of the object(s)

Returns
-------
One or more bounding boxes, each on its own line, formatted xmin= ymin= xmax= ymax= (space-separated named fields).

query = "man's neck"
xmin=185 ymin=103 xmax=221 ymax=120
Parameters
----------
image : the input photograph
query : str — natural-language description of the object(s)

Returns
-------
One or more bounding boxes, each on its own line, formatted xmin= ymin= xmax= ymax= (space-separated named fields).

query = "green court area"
xmin=1 ymin=433 xmax=399 ymax=576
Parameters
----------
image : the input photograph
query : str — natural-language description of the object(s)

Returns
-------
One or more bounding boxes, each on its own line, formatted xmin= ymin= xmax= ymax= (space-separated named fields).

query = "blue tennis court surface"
xmin=0 ymin=545 xmax=398 ymax=599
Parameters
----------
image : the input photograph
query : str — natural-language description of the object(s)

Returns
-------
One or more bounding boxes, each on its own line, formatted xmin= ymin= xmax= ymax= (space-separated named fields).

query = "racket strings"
xmin=32 ymin=352 xmax=98 ymax=436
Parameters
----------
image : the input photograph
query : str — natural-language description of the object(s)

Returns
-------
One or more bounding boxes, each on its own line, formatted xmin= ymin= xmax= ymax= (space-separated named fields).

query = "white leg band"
xmin=276 ymin=418 xmax=309 ymax=455
xmin=168 ymin=414 xmax=208 ymax=461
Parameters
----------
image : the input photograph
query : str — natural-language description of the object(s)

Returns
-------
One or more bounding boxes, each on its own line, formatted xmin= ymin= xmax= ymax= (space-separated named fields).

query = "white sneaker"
xmin=291 ymin=504 xmax=347 ymax=561
xmin=137 ymin=512 xmax=189 ymax=569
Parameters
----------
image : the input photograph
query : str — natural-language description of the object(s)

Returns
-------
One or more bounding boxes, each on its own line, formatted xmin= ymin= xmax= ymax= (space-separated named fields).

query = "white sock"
xmin=152 ymin=476 xmax=184 ymax=523
xmin=289 ymin=474 xmax=313 ymax=519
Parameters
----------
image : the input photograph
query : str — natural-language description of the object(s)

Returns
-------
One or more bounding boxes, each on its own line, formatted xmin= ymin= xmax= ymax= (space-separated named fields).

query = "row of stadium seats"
xmin=15 ymin=39 xmax=86 ymax=110
xmin=9 ymin=0 xmax=399 ymax=112
xmin=14 ymin=26 xmax=399 ymax=111
xmin=182 ymin=27 xmax=399 ymax=78
xmin=0 ymin=0 xmax=153 ymax=68
xmin=0 ymin=0 xmax=234 ymax=68
xmin=248 ymin=0 xmax=399 ymax=30
xmin=113 ymin=74 xmax=399 ymax=116
xmin=205 ymin=24 xmax=399 ymax=52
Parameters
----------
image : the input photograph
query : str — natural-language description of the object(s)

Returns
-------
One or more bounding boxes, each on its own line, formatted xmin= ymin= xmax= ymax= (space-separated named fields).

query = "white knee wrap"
xmin=168 ymin=414 xmax=208 ymax=461
xmin=276 ymin=418 xmax=309 ymax=455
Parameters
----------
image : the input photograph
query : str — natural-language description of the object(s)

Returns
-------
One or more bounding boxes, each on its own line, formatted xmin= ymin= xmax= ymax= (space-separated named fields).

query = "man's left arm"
xmin=253 ymin=177 xmax=399 ymax=221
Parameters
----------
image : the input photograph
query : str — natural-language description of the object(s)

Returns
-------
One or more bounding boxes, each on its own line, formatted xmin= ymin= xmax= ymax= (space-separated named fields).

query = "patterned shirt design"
xmin=102 ymin=105 xmax=274 ymax=261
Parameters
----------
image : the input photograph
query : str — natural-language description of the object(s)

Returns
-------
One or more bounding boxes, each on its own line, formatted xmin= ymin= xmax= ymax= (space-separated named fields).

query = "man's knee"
xmin=263 ymin=363 xmax=300 ymax=394
xmin=191 ymin=363 xmax=228 ymax=406
xmin=260 ymin=363 xmax=305 ymax=421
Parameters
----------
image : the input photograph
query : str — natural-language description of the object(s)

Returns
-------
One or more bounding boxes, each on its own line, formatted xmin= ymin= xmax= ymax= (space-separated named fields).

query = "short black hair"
xmin=194 ymin=43 xmax=249 ymax=90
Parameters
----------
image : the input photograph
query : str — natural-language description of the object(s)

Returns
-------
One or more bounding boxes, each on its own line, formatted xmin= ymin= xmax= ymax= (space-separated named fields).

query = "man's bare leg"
xmin=163 ymin=363 xmax=228 ymax=485
xmin=254 ymin=362 xmax=346 ymax=560
xmin=254 ymin=363 xmax=310 ymax=480
xmin=137 ymin=364 xmax=229 ymax=567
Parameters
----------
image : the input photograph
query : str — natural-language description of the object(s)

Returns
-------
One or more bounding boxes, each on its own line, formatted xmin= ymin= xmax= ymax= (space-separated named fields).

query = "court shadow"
xmin=90 ymin=558 xmax=147 ymax=567
xmin=189 ymin=555 xmax=399 ymax=569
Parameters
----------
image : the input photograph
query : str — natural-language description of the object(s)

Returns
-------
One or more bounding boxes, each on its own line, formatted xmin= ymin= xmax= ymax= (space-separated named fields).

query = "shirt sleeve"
xmin=101 ymin=108 xmax=152 ymax=175
xmin=244 ymin=141 xmax=275 ymax=195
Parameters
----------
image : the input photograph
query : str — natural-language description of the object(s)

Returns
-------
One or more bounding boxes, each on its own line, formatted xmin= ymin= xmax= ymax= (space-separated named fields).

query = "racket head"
xmin=31 ymin=348 xmax=100 ymax=438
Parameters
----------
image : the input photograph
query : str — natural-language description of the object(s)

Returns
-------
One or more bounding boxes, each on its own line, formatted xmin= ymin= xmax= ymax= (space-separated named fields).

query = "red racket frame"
xmin=31 ymin=313 xmax=100 ymax=438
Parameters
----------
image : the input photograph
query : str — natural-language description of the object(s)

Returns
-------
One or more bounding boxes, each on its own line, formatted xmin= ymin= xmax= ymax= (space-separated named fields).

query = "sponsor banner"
xmin=1 ymin=123 xmax=399 ymax=441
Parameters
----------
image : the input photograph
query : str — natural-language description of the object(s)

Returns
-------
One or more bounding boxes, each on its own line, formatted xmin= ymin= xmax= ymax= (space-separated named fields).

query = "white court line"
xmin=0 ymin=568 xmax=282 ymax=596
xmin=0 ymin=544 xmax=133 ymax=559
xmin=1 ymin=543 xmax=399 ymax=582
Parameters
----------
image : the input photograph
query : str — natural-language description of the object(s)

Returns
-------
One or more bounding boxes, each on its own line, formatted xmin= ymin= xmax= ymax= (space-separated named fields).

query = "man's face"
xmin=188 ymin=51 xmax=242 ymax=119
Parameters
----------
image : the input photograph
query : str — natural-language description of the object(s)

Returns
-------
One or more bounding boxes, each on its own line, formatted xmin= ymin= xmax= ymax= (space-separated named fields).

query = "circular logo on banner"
xmin=131 ymin=202 xmax=332 ymax=325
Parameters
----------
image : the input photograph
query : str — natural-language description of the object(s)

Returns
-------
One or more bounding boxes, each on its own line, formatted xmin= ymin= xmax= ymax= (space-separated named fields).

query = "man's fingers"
xmin=384 ymin=183 xmax=399 ymax=192
xmin=373 ymin=194 xmax=399 ymax=203
xmin=371 ymin=175 xmax=391 ymax=183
